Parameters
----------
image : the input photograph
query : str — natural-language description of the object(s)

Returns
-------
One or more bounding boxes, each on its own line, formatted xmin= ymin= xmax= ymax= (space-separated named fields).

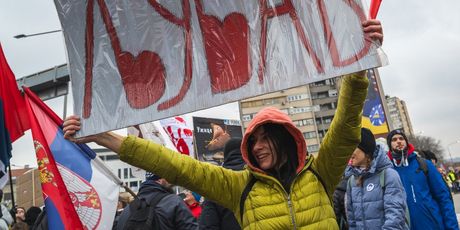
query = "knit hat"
xmin=192 ymin=192 xmax=202 ymax=203
xmin=386 ymin=129 xmax=409 ymax=151
xmin=358 ymin=128 xmax=376 ymax=158
xmin=145 ymin=172 xmax=161 ymax=181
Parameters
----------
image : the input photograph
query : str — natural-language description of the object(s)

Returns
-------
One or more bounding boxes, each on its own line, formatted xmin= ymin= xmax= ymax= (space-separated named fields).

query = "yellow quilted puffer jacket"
xmin=119 ymin=72 xmax=369 ymax=230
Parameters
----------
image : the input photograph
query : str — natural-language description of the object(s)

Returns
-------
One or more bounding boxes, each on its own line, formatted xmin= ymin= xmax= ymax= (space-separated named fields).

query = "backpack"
xmin=347 ymin=168 xmax=411 ymax=228
xmin=415 ymin=156 xmax=453 ymax=201
xmin=415 ymin=156 xmax=428 ymax=175
xmin=123 ymin=192 xmax=169 ymax=230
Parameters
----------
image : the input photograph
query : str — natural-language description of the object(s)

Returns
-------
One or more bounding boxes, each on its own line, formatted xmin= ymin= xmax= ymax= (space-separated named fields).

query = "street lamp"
xmin=13 ymin=29 xmax=61 ymax=39
xmin=13 ymin=29 xmax=68 ymax=118
xmin=447 ymin=140 xmax=460 ymax=166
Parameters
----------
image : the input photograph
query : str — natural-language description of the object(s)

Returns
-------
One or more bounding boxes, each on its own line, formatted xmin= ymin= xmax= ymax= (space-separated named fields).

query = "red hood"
xmin=241 ymin=107 xmax=307 ymax=174
xmin=387 ymin=143 xmax=415 ymax=161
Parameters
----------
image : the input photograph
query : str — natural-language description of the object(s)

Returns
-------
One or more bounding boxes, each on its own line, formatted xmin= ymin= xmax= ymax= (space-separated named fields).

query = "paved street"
xmin=454 ymin=193 xmax=460 ymax=223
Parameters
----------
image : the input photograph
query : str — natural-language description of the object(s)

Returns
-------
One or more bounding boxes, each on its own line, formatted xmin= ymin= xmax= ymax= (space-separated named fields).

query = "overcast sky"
xmin=1 ymin=0 xmax=459 ymax=167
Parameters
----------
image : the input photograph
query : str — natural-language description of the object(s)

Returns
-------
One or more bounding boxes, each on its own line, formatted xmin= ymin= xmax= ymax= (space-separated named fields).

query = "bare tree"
xmin=408 ymin=135 xmax=445 ymax=162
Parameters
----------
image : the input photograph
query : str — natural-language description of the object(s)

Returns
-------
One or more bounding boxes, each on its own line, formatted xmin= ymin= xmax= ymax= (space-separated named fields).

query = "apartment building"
xmin=386 ymin=96 xmax=414 ymax=137
xmin=240 ymin=70 xmax=390 ymax=154
xmin=240 ymin=77 xmax=342 ymax=155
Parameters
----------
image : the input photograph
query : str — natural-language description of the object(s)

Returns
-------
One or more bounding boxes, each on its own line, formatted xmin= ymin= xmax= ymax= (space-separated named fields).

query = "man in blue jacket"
xmin=387 ymin=129 xmax=458 ymax=230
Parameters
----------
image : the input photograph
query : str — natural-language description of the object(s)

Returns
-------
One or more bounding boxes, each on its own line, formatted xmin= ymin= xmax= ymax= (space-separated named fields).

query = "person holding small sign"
xmin=64 ymin=19 xmax=383 ymax=230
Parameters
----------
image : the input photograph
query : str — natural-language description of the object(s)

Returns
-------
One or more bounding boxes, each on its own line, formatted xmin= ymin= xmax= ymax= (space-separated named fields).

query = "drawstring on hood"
xmin=387 ymin=143 xmax=415 ymax=167
xmin=386 ymin=130 xmax=413 ymax=167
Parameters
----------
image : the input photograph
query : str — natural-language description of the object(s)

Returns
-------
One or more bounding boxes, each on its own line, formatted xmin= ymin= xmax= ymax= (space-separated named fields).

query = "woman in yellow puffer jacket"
xmin=64 ymin=22 xmax=383 ymax=230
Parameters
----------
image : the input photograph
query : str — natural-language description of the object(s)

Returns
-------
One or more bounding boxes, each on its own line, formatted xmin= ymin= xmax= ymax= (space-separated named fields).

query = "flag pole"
xmin=122 ymin=185 xmax=137 ymax=198
xmin=8 ymin=163 xmax=16 ymax=224
xmin=92 ymin=157 xmax=137 ymax=198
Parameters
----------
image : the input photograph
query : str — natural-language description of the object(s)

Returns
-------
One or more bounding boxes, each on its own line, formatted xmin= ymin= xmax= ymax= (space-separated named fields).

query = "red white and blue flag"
xmin=0 ymin=42 xmax=30 ymax=188
xmin=24 ymin=87 xmax=119 ymax=229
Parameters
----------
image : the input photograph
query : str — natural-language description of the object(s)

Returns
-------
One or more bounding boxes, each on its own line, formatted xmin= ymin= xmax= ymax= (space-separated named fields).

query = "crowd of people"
xmin=58 ymin=18 xmax=460 ymax=230
xmin=0 ymin=189 xmax=47 ymax=230
xmin=1 ymin=17 xmax=457 ymax=230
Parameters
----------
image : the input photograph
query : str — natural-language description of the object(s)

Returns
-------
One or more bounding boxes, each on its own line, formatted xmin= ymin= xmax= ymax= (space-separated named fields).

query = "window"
xmin=303 ymin=131 xmax=317 ymax=139
xmin=130 ymin=181 xmax=138 ymax=188
xmin=129 ymin=168 xmax=135 ymax=178
xmin=316 ymin=118 xmax=322 ymax=125
xmin=241 ymin=100 xmax=264 ymax=108
xmin=118 ymin=169 xmax=121 ymax=179
xmin=317 ymin=92 xmax=328 ymax=99
xmin=307 ymin=144 xmax=319 ymax=152
xmin=320 ymin=103 xmax=336 ymax=111
xmin=289 ymin=106 xmax=312 ymax=115
xmin=323 ymin=116 xmax=333 ymax=124
xmin=242 ymin=114 xmax=253 ymax=122
xmin=123 ymin=168 xmax=128 ymax=179
xmin=105 ymin=154 xmax=120 ymax=161
xmin=328 ymin=89 xmax=338 ymax=97
xmin=263 ymin=98 xmax=280 ymax=105
xmin=287 ymin=94 xmax=309 ymax=102
xmin=294 ymin=119 xmax=314 ymax=127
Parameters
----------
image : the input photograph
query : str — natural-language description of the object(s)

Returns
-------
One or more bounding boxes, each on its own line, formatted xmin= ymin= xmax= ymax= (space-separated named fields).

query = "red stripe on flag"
xmin=0 ymin=43 xmax=29 ymax=142
xmin=24 ymin=88 xmax=84 ymax=230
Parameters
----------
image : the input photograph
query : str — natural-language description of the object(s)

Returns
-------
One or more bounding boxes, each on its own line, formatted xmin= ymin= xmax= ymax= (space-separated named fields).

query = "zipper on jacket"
xmin=287 ymin=195 xmax=297 ymax=230
xmin=411 ymin=185 xmax=417 ymax=203
xmin=360 ymin=186 xmax=367 ymax=229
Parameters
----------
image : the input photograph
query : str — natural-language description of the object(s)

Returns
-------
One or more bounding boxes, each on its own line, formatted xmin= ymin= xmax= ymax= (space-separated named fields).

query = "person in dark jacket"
xmin=24 ymin=207 xmax=41 ymax=229
xmin=117 ymin=173 xmax=198 ymax=230
xmin=199 ymin=138 xmax=245 ymax=230
xmin=31 ymin=207 xmax=47 ymax=230
xmin=347 ymin=128 xmax=408 ymax=230
xmin=387 ymin=130 xmax=459 ymax=230
xmin=333 ymin=166 xmax=352 ymax=230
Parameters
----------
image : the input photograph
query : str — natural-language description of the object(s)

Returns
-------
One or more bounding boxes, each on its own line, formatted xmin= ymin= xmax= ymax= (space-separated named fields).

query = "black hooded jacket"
xmin=117 ymin=181 xmax=198 ymax=230
xmin=199 ymin=139 xmax=244 ymax=230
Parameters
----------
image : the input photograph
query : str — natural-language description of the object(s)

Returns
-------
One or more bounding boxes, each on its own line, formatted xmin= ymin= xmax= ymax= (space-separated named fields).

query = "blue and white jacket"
xmin=388 ymin=144 xmax=459 ymax=230
xmin=347 ymin=145 xmax=408 ymax=230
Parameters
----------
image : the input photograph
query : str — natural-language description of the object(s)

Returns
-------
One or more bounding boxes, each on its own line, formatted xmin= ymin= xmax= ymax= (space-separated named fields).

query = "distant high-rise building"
xmin=240 ymin=76 xmax=349 ymax=155
xmin=240 ymin=71 xmax=389 ymax=155
xmin=386 ymin=96 xmax=414 ymax=136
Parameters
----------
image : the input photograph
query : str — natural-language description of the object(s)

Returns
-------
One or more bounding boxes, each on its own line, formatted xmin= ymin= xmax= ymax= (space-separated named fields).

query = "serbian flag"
xmin=0 ymin=43 xmax=29 ymax=142
xmin=0 ymin=42 xmax=30 ymax=188
xmin=23 ymin=87 xmax=119 ymax=229
xmin=0 ymin=100 xmax=11 ymax=188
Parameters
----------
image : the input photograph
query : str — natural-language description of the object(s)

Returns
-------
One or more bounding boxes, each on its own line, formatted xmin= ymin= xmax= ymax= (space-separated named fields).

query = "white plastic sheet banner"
xmin=54 ymin=0 xmax=388 ymax=136
xmin=127 ymin=123 xmax=166 ymax=180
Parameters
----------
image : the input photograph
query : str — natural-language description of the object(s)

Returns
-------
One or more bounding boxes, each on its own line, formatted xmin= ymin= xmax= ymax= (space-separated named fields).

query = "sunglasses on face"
xmin=391 ymin=136 xmax=405 ymax=142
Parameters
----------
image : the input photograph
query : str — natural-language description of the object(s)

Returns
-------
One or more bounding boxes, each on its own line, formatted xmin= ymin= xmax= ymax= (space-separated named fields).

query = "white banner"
xmin=54 ymin=0 xmax=387 ymax=136
xmin=159 ymin=116 xmax=194 ymax=158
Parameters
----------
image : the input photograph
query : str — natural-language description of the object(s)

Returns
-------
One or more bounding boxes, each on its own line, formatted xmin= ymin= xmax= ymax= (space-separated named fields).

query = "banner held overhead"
xmin=54 ymin=0 xmax=387 ymax=137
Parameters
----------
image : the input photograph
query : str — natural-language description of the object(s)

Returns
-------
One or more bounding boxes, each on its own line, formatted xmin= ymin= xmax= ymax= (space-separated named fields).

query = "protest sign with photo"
xmin=193 ymin=117 xmax=242 ymax=165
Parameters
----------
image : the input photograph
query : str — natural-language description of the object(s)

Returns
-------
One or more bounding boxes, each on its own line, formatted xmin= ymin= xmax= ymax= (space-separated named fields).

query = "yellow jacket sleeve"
xmin=119 ymin=136 xmax=249 ymax=210
xmin=313 ymin=71 xmax=369 ymax=199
